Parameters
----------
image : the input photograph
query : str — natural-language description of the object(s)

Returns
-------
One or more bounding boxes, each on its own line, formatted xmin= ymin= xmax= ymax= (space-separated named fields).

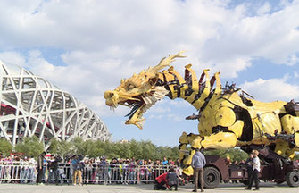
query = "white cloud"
xmin=0 ymin=52 xmax=26 ymax=66
xmin=150 ymin=105 xmax=171 ymax=114
xmin=167 ymin=114 xmax=185 ymax=122
xmin=0 ymin=0 xmax=298 ymax=119
xmin=168 ymin=100 xmax=191 ymax=107
xmin=201 ymin=1 xmax=299 ymax=69
xmin=241 ymin=76 xmax=299 ymax=102
xmin=286 ymin=53 xmax=299 ymax=66
xmin=209 ymin=57 xmax=252 ymax=78
xmin=146 ymin=99 xmax=194 ymax=122
xmin=257 ymin=2 xmax=271 ymax=15
xmin=148 ymin=113 xmax=184 ymax=122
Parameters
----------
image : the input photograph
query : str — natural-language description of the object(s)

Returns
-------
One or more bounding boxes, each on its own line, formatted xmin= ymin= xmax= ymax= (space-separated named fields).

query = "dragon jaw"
xmin=104 ymin=86 xmax=169 ymax=129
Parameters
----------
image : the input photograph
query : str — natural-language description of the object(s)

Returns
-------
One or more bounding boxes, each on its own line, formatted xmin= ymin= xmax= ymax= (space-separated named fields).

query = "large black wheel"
xmin=286 ymin=171 xmax=299 ymax=187
xmin=202 ymin=167 xmax=221 ymax=189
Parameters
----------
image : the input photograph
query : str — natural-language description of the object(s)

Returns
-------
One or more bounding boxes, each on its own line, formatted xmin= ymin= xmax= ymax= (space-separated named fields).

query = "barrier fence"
xmin=0 ymin=162 xmax=180 ymax=184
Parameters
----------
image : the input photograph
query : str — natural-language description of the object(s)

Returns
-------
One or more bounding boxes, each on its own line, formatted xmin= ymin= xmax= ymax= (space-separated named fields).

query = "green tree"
xmin=71 ymin=137 xmax=85 ymax=155
xmin=169 ymin=146 xmax=179 ymax=161
xmin=47 ymin=138 xmax=255 ymax=162
xmin=110 ymin=142 xmax=121 ymax=158
xmin=140 ymin=140 xmax=156 ymax=160
xmin=15 ymin=136 xmax=44 ymax=157
xmin=155 ymin=146 xmax=179 ymax=161
xmin=48 ymin=138 xmax=73 ymax=158
xmin=83 ymin=140 xmax=105 ymax=158
xmin=118 ymin=141 xmax=131 ymax=158
xmin=0 ymin=138 xmax=12 ymax=156
xmin=101 ymin=140 xmax=114 ymax=158
xmin=95 ymin=140 xmax=108 ymax=157
xmin=58 ymin=140 xmax=74 ymax=158
xmin=129 ymin=139 xmax=143 ymax=159
xmin=47 ymin=138 xmax=59 ymax=154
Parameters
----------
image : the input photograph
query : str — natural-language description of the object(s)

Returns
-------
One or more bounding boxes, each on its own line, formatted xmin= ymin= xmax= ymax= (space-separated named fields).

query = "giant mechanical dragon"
xmin=104 ymin=52 xmax=299 ymax=176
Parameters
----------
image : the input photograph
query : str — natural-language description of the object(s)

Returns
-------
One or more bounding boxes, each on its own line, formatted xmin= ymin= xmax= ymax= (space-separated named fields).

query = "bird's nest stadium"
xmin=0 ymin=61 xmax=110 ymax=147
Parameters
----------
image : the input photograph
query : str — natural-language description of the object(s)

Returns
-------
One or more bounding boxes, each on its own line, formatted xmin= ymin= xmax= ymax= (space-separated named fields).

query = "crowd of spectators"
xmin=0 ymin=154 xmax=180 ymax=185
xmin=5 ymin=153 xmax=296 ymax=186
xmin=68 ymin=155 xmax=181 ymax=186
xmin=0 ymin=154 xmax=37 ymax=183
xmin=2 ymin=153 xmax=299 ymax=189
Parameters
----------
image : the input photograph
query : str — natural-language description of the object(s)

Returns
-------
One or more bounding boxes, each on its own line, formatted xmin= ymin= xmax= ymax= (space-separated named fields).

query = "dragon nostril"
xmin=104 ymin=91 xmax=114 ymax=99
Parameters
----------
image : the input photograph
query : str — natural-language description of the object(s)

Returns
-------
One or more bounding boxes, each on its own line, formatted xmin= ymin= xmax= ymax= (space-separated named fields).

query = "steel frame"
xmin=0 ymin=61 xmax=110 ymax=146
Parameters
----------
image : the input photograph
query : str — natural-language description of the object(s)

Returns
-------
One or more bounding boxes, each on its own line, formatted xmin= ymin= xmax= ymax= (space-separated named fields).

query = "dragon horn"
xmin=152 ymin=51 xmax=186 ymax=73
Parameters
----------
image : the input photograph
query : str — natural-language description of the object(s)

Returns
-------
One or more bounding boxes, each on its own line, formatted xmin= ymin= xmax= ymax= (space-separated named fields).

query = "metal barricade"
xmin=80 ymin=164 xmax=178 ymax=184
xmin=0 ymin=162 xmax=179 ymax=185
xmin=0 ymin=162 xmax=36 ymax=183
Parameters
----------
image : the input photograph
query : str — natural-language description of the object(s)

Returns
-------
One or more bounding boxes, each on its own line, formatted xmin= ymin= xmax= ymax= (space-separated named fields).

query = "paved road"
xmin=0 ymin=182 xmax=298 ymax=193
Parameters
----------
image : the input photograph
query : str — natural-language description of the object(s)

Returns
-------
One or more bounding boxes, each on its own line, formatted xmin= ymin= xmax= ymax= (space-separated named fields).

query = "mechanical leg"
xmin=179 ymin=131 xmax=238 ymax=176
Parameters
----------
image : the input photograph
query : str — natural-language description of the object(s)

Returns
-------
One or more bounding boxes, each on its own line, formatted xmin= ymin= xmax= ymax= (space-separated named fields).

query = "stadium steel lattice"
xmin=0 ymin=61 xmax=110 ymax=146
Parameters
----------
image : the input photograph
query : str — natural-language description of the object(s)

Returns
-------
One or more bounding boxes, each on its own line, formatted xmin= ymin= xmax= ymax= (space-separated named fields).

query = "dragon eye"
xmin=128 ymin=84 xmax=135 ymax=89
xmin=149 ymin=78 xmax=156 ymax=85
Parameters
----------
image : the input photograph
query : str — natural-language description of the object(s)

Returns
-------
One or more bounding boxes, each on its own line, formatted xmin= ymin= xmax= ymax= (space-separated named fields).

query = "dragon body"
xmin=104 ymin=52 xmax=299 ymax=176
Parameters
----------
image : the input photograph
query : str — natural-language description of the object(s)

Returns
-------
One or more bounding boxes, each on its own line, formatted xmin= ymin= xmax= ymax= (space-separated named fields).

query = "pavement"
xmin=0 ymin=182 xmax=298 ymax=193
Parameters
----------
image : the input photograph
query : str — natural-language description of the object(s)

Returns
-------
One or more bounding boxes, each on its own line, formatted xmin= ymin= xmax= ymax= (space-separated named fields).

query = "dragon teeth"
xmin=110 ymin=106 xmax=115 ymax=112
xmin=153 ymin=86 xmax=169 ymax=99
xmin=140 ymin=86 xmax=169 ymax=113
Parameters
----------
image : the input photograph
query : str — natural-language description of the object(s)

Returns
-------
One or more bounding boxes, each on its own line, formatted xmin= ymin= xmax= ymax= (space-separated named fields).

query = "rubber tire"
xmin=202 ymin=167 xmax=221 ymax=189
xmin=286 ymin=171 xmax=299 ymax=187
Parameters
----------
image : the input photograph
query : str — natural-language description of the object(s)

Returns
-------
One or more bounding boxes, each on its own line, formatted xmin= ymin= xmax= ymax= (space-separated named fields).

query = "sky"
xmin=0 ymin=0 xmax=299 ymax=147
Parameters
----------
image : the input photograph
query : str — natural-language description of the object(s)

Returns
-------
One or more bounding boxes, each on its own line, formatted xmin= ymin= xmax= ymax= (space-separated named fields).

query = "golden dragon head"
xmin=104 ymin=51 xmax=186 ymax=129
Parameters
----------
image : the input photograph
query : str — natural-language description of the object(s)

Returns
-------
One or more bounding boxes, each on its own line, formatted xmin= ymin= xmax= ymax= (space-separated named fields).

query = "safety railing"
xmin=0 ymin=162 xmax=179 ymax=184
xmin=0 ymin=162 xmax=37 ymax=183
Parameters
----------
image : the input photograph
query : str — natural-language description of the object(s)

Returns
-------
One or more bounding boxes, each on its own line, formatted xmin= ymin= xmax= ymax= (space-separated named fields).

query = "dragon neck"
xmin=156 ymin=66 xmax=217 ymax=111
